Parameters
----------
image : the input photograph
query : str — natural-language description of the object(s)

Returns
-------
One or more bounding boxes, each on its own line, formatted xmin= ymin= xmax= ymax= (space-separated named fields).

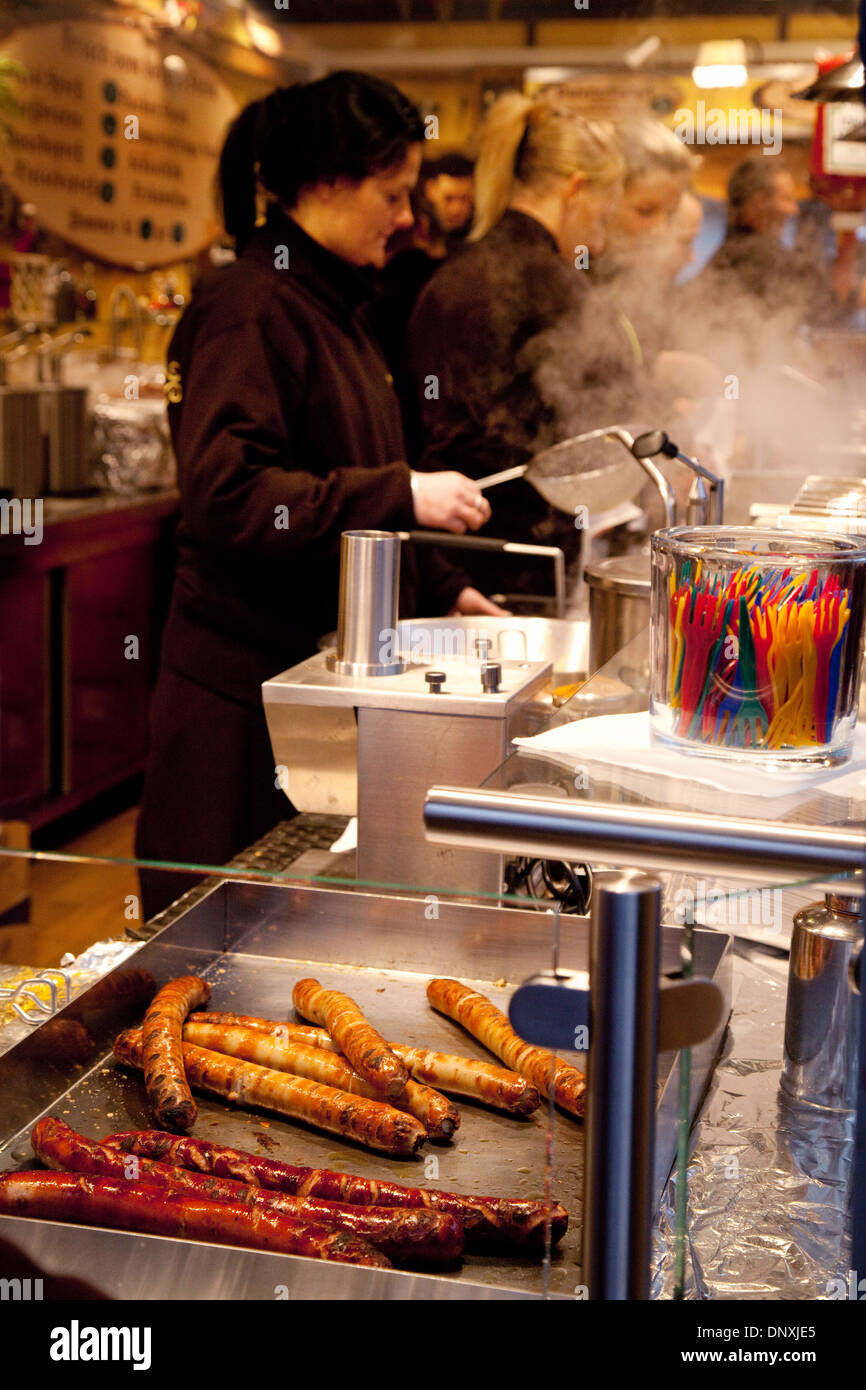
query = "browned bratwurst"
xmin=292 ymin=978 xmax=408 ymax=1100
xmin=141 ymin=975 xmax=210 ymax=1131
xmin=427 ymin=978 xmax=586 ymax=1118
xmin=190 ymin=1012 xmax=542 ymax=1116
xmin=104 ymin=1130 xmax=569 ymax=1253
xmin=0 ymin=1169 xmax=388 ymax=1267
xmin=182 ymin=1019 xmax=460 ymax=1141
xmin=31 ymin=1118 xmax=461 ymax=1266
xmin=115 ymin=1027 xmax=427 ymax=1157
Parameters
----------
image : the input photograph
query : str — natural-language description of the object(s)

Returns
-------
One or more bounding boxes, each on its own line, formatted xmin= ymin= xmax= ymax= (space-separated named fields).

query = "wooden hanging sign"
xmin=0 ymin=19 xmax=238 ymax=266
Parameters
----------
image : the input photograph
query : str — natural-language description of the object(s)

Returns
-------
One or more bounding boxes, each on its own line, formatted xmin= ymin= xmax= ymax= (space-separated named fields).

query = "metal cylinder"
xmin=686 ymin=475 xmax=710 ymax=526
xmin=326 ymin=530 xmax=405 ymax=677
xmin=0 ymin=387 xmax=43 ymax=498
xmin=781 ymin=893 xmax=863 ymax=1111
xmin=582 ymin=869 xmax=662 ymax=1301
xmin=585 ymin=555 xmax=650 ymax=671
xmin=41 ymin=385 xmax=91 ymax=496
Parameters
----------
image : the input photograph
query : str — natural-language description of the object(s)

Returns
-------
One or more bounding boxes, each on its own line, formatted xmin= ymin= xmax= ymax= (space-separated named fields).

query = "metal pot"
xmin=585 ymin=554 xmax=651 ymax=672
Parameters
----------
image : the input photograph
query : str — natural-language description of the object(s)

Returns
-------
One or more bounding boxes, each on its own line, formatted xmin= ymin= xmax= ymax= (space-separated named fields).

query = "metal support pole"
xmin=424 ymin=786 xmax=865 ymax=882
xmin=583 ymin=870 xmax=662 ymax=1301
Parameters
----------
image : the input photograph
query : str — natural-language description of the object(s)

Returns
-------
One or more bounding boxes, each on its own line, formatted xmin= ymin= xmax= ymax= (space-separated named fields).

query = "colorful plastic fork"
xmin=678 ymin=588 xmax=727 ymax=730
xmin=723 ymin=596 xmax=769 ymax=748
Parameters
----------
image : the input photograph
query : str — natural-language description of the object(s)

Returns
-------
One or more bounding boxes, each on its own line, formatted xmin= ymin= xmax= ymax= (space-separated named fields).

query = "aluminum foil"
xmin=653 ymin=943 xmax=854 ymax=1299
xmin=90 ymin=397 xmax=175 ymax=494
xmin=0 ymin=937 xmax=141 ymax=1059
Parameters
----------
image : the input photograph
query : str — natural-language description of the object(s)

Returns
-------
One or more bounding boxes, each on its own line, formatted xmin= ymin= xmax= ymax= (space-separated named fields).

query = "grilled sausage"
xmin=104 ymin=1130 xmax=569 ymax=1253
xmin=115 ymin=1027 xmax=427 ymax=1157
xmin=141 ymin=975 xmax=211 ymax=1131
xmin=0 ymin=1169 xmax=388 ymax=1266
xmin=190 ymin=1012 xmax=541 ymax=1116
xmin=426 ymin=978 xmax=586 ymax=1118
xmin=183 ymin=1020 xmax=460 ymax=1142
xmin=292 ymin=979 xmax=409 ymax=1100
xmin=31 ymin=1118 xmax=461 ymax=1266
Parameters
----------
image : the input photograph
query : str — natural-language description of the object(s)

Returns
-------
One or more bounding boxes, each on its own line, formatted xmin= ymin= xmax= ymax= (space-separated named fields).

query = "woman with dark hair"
xmin=135 ymin=71 xmax=496 ymax=916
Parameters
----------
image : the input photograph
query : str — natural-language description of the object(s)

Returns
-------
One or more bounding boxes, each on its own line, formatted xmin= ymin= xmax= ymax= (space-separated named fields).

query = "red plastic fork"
xmin=678 ymin=588 xmax=726 ymax=730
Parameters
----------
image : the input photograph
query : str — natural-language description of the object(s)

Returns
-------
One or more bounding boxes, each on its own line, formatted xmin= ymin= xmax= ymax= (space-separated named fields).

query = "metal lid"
xmin=583 ymin=554 xmax=651 ymax=596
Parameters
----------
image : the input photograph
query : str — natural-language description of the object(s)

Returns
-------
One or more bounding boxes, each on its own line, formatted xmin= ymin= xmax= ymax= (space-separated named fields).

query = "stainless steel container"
xmin=0 ymin=386 xmax=42 ymax=498
xmin=41 ymin=384 xmax=92 ymax=496
xmin=585 ymin=554 xmax=651 ymax=672
xmin=326 ymin=529 xmax=405 ymax=677
xmin=781 ymin=893 xmax=863 ymax=1111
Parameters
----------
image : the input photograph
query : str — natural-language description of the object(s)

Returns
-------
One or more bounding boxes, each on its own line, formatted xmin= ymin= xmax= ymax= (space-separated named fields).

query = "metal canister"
xmin=326 ymin=530 xmax=405 ymax=677
xmin=0 ymin=386 xmax=42 ymax=498
xmin=584 ymin=554 xmax=651 ymax=671
xmin=41 ymin=385 xmax=92 ymax=496
xmin=781 ymin=893 xmax=863 ymax=1111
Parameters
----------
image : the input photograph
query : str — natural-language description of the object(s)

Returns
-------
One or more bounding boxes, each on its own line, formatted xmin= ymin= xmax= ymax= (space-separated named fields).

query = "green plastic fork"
xmin=725 ymin=596 xmax=769 ymax=749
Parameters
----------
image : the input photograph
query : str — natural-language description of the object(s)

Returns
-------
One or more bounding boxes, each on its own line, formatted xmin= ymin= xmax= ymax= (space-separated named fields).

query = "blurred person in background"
xmin=573 ymin=114 xmax=713 ymax=529
xmin=407 ymin=88 xmax=640 ymax=605
xmin=591 ymin=117 xmax=701 ymax=370
xmin=694 ymin=157 xmax=843 ymax=338
xmin=372 ymin=153 xmax=475 ymax=457
xmin=422 ymin=151 xmax=476 ymax=241
xmin=668 ymin=189 xmax=704 ymax=283
xmin=135 ymin=73 xmax=498 ymax=917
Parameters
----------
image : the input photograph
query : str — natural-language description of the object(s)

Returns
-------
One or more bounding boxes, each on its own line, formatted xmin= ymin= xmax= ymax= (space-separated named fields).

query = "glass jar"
xmin=650 ymin=527 xmax=866 ymax=766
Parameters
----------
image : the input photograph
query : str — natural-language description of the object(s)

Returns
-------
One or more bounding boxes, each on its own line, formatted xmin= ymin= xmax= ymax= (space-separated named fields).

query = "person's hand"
xmin=412 ymin=471 xmax=491 ymax=534
xmin=450 ymin=586 xmax=510 ymax=616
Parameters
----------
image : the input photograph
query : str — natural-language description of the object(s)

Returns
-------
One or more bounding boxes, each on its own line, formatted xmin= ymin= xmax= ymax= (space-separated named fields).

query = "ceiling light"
xmin=245 ymin=9 xmax=283 ymax=57
xmin=625 ymin=36 xmax=661 ymax=71
xmin=693 ymin=40 xmax=749 ymax=90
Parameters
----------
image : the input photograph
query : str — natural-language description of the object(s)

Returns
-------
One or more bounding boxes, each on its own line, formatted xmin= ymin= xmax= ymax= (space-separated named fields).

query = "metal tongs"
xmin=0 ymin=968 xmax=72 ymax=1023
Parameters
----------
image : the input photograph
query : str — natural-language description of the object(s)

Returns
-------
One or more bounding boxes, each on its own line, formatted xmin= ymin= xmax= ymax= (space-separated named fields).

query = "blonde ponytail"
xmin=470 ymin=86 xmax=624 ymax=242
xmin=469 ymin=92 xmax=534 ymax=241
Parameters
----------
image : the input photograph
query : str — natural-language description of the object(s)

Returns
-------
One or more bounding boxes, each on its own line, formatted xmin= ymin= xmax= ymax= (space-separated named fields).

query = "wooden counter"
xmin=0 ymin=491 xmax=179 ymax=828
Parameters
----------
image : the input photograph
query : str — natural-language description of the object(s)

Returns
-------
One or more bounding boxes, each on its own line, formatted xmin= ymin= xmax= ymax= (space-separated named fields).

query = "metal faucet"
xmin=0 ymin=324 xmax=49 ymax=386
xmin=36 ymin=326 xmax=92 ymax=383
xmin=109 ymin=285 xmax=144 ymax=364
xmin=631 ymin=429 xmax=725 ymax=525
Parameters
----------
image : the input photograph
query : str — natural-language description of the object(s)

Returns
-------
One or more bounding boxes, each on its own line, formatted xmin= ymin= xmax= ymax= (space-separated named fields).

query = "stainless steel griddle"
xmin=0 ymin=878 xmax=730 ymax=1300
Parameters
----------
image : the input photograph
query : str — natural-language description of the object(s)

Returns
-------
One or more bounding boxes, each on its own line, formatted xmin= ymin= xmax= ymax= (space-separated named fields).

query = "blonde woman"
xmin=407 ymin=89 xmax=640 ymax=602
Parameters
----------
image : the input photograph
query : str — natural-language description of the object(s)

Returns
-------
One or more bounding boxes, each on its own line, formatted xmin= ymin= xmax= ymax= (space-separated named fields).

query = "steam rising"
xmin=526 ymin=236 xmax=866 ymax=527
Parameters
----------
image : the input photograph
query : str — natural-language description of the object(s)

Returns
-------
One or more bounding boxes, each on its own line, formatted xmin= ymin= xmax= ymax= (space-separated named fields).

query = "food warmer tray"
xmin=0 ymin=879 xmax=731 ymax=1300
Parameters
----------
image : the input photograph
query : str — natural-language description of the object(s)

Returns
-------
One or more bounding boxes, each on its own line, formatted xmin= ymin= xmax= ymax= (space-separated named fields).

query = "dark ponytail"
xmin=218 ymin=72 xmax=424 ymax=253
xmin=218 ymin=99 xmax=267 ymax=253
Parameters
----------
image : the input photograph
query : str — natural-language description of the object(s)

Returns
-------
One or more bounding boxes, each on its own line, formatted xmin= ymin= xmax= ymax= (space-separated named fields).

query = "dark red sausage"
xmin=104 ymin=1130 xmax=569 ymax=1253
xmin=0 ymin=1169 xmax=389 ymax=1266
xmin=141 ymin=976 xmax=211 ymax=1131
xmin=31 ymin=1118 xmax=462 ymax=1266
